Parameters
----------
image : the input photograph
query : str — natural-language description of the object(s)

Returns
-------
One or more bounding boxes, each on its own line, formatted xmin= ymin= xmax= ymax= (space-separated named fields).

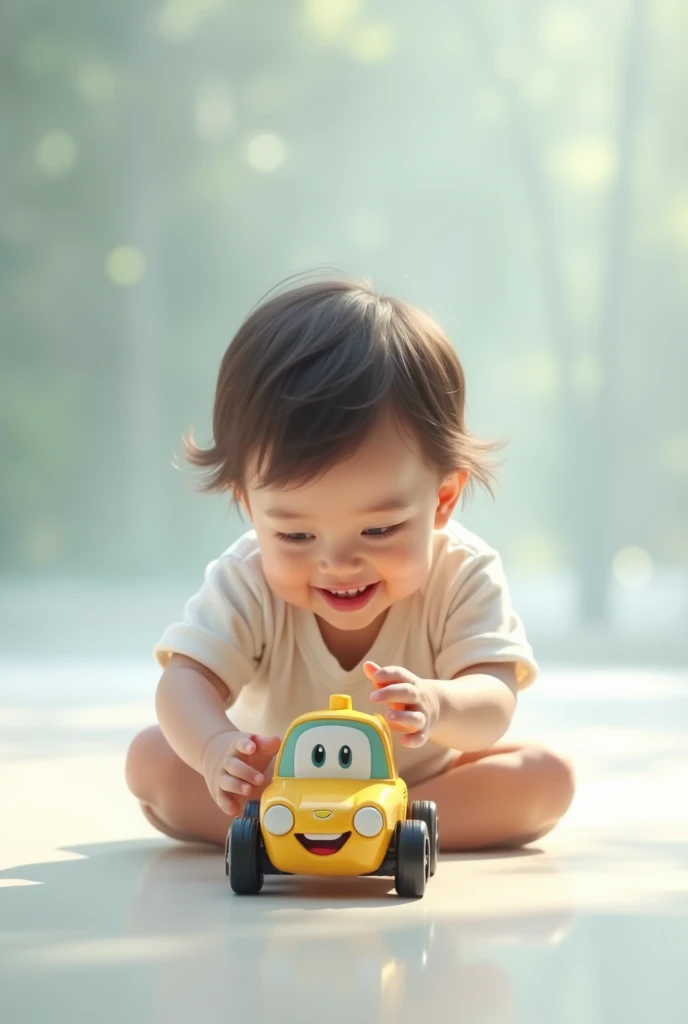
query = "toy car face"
xmin=259 ymin=698 xmax=407 ymax=877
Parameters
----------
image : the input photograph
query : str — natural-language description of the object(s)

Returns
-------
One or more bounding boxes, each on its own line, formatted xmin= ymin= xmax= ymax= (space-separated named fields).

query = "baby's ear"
xmin=434 ymin=470 xmax=468 ymax=527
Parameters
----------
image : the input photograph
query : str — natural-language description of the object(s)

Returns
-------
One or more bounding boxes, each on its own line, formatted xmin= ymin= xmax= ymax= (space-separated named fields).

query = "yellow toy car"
xmin=225 ymin=694 xmax=439 ymax=898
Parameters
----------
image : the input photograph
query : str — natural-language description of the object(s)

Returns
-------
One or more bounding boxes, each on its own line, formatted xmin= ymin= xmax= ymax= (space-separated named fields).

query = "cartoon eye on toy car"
xmin=225 ymin=694 xmax=439 ymax=898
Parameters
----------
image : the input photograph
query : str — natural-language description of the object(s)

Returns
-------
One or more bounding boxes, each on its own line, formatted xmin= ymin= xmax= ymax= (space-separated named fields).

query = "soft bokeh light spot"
xmin=304 ymin=0 xmax=361 ymax=39
xmin=75 ymin=61 xmax=116 ymax=102
xmin=523 ymin=351 xmax=559 ymax=398
xmin=665 ymin=193 xmax=688 ymax=248
xmin=651 ymin=0 xmax=683 ymax=29
xmin=156 ymin=3 xmax=197 ymax=41
xmin=660 ymin=433 xmax=688 ymax=475
xmin=550 ymin=137 xmax=619 ymax=190
xmin=106 ymin=246 xmax=147 ymax=287
xmin=36 ymin=132 xmax=77 ymax=176
xmin=156 ymin=0 xmax=224 ymax=42
xmin=195 ymin=79 xmax=235 ymax=142
xmin=612 ymin=546 xmax=654 ymax=590
xmin=244 ymin=132 xmax=286 ymax=172
xmin=513 ymin=534 xmax=562 ymax=571
xmin=347 ymin=23 xmax=395 ymax=62
xmin=537 ymin=7 xmax=588 ymax=51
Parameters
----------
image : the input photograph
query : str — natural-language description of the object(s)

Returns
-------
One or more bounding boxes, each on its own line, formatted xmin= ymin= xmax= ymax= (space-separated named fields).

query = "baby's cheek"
xmin=383 ymin=540 xmax=429 ymax=592
xmin=263 ymin=548 xmax=310 ymax=593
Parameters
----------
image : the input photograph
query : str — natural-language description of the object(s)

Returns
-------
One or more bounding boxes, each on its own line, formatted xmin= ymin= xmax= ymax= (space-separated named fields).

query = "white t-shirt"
xmin=154 ymin=519 xmax=538 ymax=786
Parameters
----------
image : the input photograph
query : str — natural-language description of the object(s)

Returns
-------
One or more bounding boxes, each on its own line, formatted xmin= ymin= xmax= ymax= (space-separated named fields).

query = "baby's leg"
xmin=409 ymin=743 xmax=575 ymax=851
xmin=125 ymin=725 xmax=233 ymax=846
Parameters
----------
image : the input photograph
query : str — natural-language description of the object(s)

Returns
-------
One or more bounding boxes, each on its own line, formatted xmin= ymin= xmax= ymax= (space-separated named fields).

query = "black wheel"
xmin=243 ymin=800 xmax=260 ymax=819
xmin=228 ymin=816 xmax=264 ymax=894
xmin=394 ymin=820 xmax=429 ymax=898
xmin=410 ymin=800 xmax=439 ymax=876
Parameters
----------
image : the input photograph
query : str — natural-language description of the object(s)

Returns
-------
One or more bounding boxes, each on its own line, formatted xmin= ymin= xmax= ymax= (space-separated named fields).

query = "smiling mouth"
xmin=316 ymin=583 xmax=378 ymax=597
xmin=315 ymin=582 xmax=381 ymax=612
xmin=295 ymin=832 xmax=351 ymax=856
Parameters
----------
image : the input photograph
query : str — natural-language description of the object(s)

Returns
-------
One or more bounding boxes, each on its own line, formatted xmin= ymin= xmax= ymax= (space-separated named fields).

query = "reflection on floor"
xmin=0 ymin=663 xmax=686 ymax=1024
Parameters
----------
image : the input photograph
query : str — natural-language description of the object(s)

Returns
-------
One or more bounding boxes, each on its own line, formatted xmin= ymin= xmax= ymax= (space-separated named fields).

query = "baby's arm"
xmin=155 ymin=653 xmax=237 ymax=772
xmin=155 ymin=653 xmax=280 ymax=815
xmin=427 ymin=541 xmax=537 ymax=748
xmin=430 ymin=662 xmax=518 ymax=750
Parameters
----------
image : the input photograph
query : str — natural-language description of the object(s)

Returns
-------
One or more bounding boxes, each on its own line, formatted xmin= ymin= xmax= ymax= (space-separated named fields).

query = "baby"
xmin=125 ymin=277 xmax=574 ymax=851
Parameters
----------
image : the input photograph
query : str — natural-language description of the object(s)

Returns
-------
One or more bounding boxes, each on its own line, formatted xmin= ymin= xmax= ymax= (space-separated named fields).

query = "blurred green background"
xmin=1 ymin=0 xmax=686 ymax=660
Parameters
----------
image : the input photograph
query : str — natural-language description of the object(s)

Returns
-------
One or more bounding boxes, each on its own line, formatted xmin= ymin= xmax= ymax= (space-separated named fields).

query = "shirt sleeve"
xmin=434 ymin=548 xmax=538 ymax=690
xmin=153 ymin=554 xmax=266 ymax=708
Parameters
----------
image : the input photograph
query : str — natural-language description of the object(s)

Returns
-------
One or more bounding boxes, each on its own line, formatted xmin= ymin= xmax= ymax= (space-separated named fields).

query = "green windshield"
xmin=278 ymin=719 xmax=390 ymax=779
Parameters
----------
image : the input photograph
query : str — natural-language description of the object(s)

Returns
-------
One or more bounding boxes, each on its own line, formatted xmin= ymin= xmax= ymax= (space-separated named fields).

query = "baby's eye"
xmin=363 ymin=524 xmax=402 ymax=538
xmin=277 ymin=532 xmax=313 ymax=544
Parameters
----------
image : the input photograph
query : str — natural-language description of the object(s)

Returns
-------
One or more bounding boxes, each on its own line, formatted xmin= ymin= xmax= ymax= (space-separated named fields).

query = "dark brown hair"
xmin=184 ymin=274 xmax=502 ymax=509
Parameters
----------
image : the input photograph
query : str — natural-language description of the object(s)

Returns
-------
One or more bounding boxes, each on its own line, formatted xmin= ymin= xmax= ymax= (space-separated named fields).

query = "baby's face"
xmin=241 ymin=412 xmax=465 ymax=637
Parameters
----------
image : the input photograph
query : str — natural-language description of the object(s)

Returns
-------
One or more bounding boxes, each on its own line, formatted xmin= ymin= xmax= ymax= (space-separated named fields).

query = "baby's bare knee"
xmin=528 ymin=747 xmax=576 ymax=821
xmin=125 ymin=724 xmax=185 ymax=804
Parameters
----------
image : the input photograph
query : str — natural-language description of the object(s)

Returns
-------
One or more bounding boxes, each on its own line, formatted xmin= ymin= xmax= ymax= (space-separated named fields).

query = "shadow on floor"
xmin=3 ymin=837 xmax=687 ymax=1024
xmin=0 ymin=841 xmax=576 ymax=1023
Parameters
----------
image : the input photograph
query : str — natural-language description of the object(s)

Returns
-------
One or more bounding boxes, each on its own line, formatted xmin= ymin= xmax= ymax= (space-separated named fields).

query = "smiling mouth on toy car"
xmin=295 ymin=832 xmax=351 ymax=856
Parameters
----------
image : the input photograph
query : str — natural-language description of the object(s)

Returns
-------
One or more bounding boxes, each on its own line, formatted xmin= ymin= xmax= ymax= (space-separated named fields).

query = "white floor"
xmin=1 ymin=662 xmax=687 ymax=1024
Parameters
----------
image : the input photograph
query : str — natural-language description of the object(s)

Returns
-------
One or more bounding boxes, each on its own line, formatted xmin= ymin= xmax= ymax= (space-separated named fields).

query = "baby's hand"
xmin=201 ymin=730 xmax=281 ymax=816
xmin=364 ymin=661 xmax=441 ymax=748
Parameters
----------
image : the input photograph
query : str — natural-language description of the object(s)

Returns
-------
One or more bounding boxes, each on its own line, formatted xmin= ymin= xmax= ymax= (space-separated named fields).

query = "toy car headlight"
xmin=353 ymin=806 xmax=383 ymax=837
xmin=263 ymin=804 xmax=294 ymax=836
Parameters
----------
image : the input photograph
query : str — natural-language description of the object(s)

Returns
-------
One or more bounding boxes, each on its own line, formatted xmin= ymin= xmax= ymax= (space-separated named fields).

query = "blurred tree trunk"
xmin=582 ymin=0 xmax=648 ymax=622
xmin=124 ymin=18 xmax=165 ymax=566
xmin=463 ymin=0 xmax=648 ymax=625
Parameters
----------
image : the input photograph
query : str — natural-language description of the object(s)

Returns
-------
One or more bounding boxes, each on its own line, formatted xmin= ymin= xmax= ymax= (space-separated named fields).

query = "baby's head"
xmin=186 ymin=277 xmax=499 ymax=632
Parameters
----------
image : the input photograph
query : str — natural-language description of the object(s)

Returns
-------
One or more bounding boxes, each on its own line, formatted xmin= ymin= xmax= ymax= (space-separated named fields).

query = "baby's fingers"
xmin=253 ymin=734 xmax=282 ymax=755
xmin=217 ymin=792 xmax=241 ymax=816
xmin=218 ymin=774 xmax=251 ymax=797
xmin=370 ymin=682 xmax=417 ymax=707
xmin=384 ymin=709 xmax=425 ymax=732
xmin=220 ymin=757 xmax=264 ymax=794
xmin=234 ymin=735 xmax=257 ymax=756
xmin=224 ymin=756 xmax=265 ymax=787
xmin=400 ymin=730 xmax=428 ymax=749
